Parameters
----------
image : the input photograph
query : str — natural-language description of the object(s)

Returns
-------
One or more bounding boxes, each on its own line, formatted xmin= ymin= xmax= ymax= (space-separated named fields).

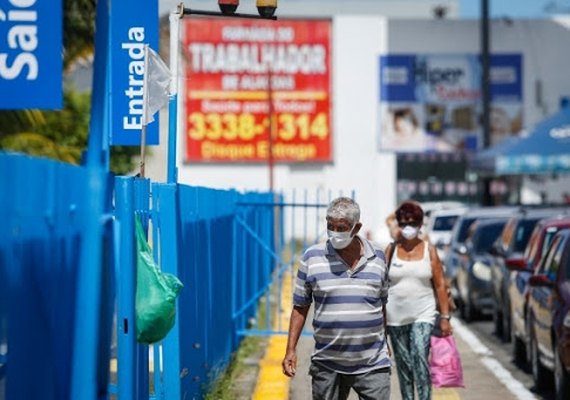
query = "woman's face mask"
xmin=401 ymin=225 xmax=419 ymax=240
xmin=327 ymin=224 xmax=355 ymax=249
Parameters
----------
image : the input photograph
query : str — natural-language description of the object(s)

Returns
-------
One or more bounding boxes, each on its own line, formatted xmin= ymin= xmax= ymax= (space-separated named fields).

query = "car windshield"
xmin=457 ymin=217 xmax=476 ymax=244
xmin=472 ymin=223 xmax=506 ymax=252
xmin=432 ymin=215 xmax=460 ymax=231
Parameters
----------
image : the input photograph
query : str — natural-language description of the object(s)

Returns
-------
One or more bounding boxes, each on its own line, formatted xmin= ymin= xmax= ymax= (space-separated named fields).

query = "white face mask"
xmin=327 ymin=227 xmax=355 ymax=249
xmin=401 ymin=225 xmax=419 ymax=240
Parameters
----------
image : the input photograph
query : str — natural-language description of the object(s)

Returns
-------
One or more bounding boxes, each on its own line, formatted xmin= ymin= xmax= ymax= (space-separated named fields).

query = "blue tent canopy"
xmin=471 ymin=107 xmax=570 ymax=175
xmin=469 ymin=136 xmax=520 ymax=174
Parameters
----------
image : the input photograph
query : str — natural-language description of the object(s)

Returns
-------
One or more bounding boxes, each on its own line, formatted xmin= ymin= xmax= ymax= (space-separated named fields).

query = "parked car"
xmin=444 ymin=206 xmax=517 ymax=303
xmin=527 ymin=228 xmax=570 ymax=398
xmin=489 ymin=208 xmax=563 ymax=342
xmin=509 ymin=216 xmax=570 ymax=367
xmin=420 ymin=201 xmax=467 ymax=220
xmin=455 ymin=218 xmax=509 ymax=321
xmin=425 ymin=207 xmax=467 ymax=262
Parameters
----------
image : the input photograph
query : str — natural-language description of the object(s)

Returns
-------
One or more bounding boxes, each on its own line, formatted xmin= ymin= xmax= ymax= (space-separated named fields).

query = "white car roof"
xmin=428 ymin=207 xmax=468 ymax=218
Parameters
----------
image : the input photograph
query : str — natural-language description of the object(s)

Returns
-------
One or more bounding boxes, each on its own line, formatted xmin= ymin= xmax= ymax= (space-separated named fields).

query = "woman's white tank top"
xmin=386 ymin=241 xmax=437 ymax=326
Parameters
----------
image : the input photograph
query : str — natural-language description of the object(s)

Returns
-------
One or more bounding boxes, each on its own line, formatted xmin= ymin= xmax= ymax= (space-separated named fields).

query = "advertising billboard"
xmin=379 ymin=54 xmax=523 ymax=153
xmin=109 ymin=0 xmax=160 ymax=145
xmin=183 ymin=18 xmax=332 ymax=163
xmin=0 ymin=0 xmax=62 ymax=109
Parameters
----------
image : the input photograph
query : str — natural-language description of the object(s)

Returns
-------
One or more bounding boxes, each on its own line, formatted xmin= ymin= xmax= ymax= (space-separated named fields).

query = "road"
xmin=461 ymin=315 xmax=555 ymax=400
xmin=286 ymin=314 xmax=557 ymax=400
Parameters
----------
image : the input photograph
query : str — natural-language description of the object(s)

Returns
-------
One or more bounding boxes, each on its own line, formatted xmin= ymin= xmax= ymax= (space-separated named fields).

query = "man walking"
xmin=282 ymin=197 xmax=391 ymax=399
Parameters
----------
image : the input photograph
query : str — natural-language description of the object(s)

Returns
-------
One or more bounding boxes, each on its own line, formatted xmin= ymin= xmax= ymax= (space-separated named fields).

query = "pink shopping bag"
xmin=429 ymin=335 xmax=465 ymax=388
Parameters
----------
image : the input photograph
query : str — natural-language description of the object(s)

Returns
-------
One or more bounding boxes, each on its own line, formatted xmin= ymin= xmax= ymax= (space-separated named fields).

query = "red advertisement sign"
xmin=183 ymin=18 xmax=332 ymax=163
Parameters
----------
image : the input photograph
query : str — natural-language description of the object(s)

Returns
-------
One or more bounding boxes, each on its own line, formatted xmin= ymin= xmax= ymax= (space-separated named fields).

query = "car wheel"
xmin=493 ymin=306 xmax=503 ymax=337
xmin=554 ymin=341 xmax=570 ymax=400
xmin=531 ymin=331 xmax=551 ymax=390
xmin=511 ymin=327 xmax=527 ymax=369
xmin=463 ymin=294 xmax=477 ymax=322
xmin=512 ymin=335 xmax=527 ymax=368
xmin=501 ymin=299 xmax=511 ymax=343
xmin=525 ymin=316 xmax=533 ymax=367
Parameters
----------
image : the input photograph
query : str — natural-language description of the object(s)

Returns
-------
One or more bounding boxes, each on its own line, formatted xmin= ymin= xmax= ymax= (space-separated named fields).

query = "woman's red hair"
xmin=395 ymin=201 xmax=424 ymax=224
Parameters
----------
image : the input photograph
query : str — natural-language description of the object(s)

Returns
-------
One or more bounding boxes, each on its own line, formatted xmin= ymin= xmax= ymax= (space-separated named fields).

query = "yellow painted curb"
xmin=251 ymin=269 xmax=294 ymax=400
xmin=433 ymin=388 xmax=461 ymax=399
xmin=252 ymin=335 xmax=289 ymax=400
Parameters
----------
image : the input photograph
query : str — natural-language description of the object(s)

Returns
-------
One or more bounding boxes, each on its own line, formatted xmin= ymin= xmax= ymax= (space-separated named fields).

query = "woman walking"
xmin=385 ymin=201 xmax=453 ymax=400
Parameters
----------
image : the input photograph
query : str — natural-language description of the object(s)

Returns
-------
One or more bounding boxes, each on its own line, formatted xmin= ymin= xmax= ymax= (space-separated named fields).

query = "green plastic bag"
xmin=135 ymin=215 xmax=183 ymax=344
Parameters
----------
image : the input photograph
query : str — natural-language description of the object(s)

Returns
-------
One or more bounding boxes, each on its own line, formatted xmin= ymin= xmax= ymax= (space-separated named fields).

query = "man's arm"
xmin=282 ymin=305 xmax=310 ymax=377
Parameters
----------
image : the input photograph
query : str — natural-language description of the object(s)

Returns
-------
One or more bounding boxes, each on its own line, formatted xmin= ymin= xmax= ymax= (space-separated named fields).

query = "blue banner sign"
xmin=110 ymin=0 xmax=159 ymax=145
xmin=0 ymin=0 xmax=62 ymax=109
xmin=378 ymin=53 xmax=523 ymax=153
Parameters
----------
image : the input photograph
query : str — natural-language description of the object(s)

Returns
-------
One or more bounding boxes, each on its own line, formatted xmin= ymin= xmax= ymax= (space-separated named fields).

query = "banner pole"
xmin=140 ymin=44 xmax=150 ymax=178
xmin=140 ymin=124 xmax=147 ymax=177
xmin=167 ymin=5 xmax=182 ymax=183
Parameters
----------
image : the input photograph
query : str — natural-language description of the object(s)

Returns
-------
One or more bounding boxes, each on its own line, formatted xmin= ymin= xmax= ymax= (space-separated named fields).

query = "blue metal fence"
xmin=110 ymin=179 xmax=278 ymax=399
xmin=0 ymin=152 xmax=114 ymax=400
xmin=1 ymin=152 xmax=355 ymax=400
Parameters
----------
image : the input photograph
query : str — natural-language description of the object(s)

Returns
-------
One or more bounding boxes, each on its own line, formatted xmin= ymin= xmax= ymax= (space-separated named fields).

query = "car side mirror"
xmin=457 ymin=245 xmax=468 ymax=255
xmin=505 ymin=257 xmax=527 ymax=271
xmin=528 ymin=274 xmax=554 ymax=288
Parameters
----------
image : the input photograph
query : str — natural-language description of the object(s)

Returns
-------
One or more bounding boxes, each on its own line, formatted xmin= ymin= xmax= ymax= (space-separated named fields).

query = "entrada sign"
xmin=109 ymin=0 xmax=159 ymax=145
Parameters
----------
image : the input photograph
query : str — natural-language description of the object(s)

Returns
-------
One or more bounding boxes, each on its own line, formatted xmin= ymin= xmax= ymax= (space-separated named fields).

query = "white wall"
xmin=387 ymin=18 xmax=570 ymax=204
xmin=145 ymin=16 xmax=570 ymax=242
xmin=387 ymin=18 xmax=570 ymax=127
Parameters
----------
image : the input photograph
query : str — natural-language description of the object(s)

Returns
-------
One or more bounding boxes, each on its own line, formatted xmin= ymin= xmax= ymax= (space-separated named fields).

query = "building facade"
xmin=146 ymin=14 xmax=570 ymax=242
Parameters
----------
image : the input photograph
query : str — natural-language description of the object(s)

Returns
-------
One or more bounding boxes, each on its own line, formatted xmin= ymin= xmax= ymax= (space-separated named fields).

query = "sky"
xmin=460 ymin=0 xmax=570 ymax=18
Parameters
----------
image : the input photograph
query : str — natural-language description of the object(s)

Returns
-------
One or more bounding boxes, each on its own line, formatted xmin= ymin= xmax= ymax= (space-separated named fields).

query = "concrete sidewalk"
xmin=287 ymin=320 xmax=532 ymax=400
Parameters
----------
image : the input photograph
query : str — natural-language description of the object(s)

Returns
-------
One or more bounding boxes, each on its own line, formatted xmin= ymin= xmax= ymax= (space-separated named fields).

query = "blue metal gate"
xmin=232 ymin=190 xmax=349 ymax=337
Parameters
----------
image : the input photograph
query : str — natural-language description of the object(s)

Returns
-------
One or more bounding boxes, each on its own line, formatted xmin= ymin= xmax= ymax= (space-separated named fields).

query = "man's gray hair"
xmin=326 ymin=197 xmax=360 ymax=224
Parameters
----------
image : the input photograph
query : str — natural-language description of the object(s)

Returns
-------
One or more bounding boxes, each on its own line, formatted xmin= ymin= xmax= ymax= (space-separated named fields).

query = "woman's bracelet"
xmin=439 ymin=314 xmax=451 ymax=320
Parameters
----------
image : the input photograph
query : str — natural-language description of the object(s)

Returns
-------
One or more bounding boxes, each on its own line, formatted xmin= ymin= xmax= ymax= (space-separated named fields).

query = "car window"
xmin=525 ymin=225 xmax=560 ymax=269
xmin=524 ymin=226 xmax=540 ymax=262
xmin=500 ymin=219 xmax=516 ymax=250
xmin=541 ymin=229 xmax=560 ymax=261
xmin=513 ymin=219 xmax=540 ymax=252
xmin=545 ymin=238 xmax=565 ymax=281
xmin=539 ymin=235 xmax=563 ymax=275
xmin=524 ymin=227 xmax=539 ymax=261
xmin=563 ymin=244 xmax=570 ymax=281
xmin=473 ymin=223 xmax=506 ymax=252
xmin=457 ymin=217 xmax=476 ymax=243
xmin=433 ymin=215 xmax=459 ymax=231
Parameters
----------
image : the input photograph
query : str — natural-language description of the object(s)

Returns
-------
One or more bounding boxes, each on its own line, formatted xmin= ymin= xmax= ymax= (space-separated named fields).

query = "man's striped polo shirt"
xmin=293 ymin=236 xmax=391 ymax=374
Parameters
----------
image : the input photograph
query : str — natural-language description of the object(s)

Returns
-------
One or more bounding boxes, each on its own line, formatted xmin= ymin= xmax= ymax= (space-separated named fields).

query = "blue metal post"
xmin=71 ymin=0 xmax=112 ymax=395
xmin=114 ymin=177 xmax=137 ymax=400
xmin=134 ymin=179 xmax=151 ymax=398
xmin=154 ymin=183 xmax=182 ymax=400
xmin=167 ymin=10 xmax=182 ymax=183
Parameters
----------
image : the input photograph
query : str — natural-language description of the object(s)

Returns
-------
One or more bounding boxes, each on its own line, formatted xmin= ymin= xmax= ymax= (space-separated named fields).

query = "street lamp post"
xmin=481 ymin=0 xmax=493 ymax=205
xmin=267 ymin=64 xmax=275 ymax=192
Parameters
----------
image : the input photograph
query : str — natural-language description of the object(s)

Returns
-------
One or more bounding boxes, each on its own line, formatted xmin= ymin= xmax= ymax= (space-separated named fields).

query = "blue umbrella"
xmin=495 ymin=107 xmax=570 ymax=174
